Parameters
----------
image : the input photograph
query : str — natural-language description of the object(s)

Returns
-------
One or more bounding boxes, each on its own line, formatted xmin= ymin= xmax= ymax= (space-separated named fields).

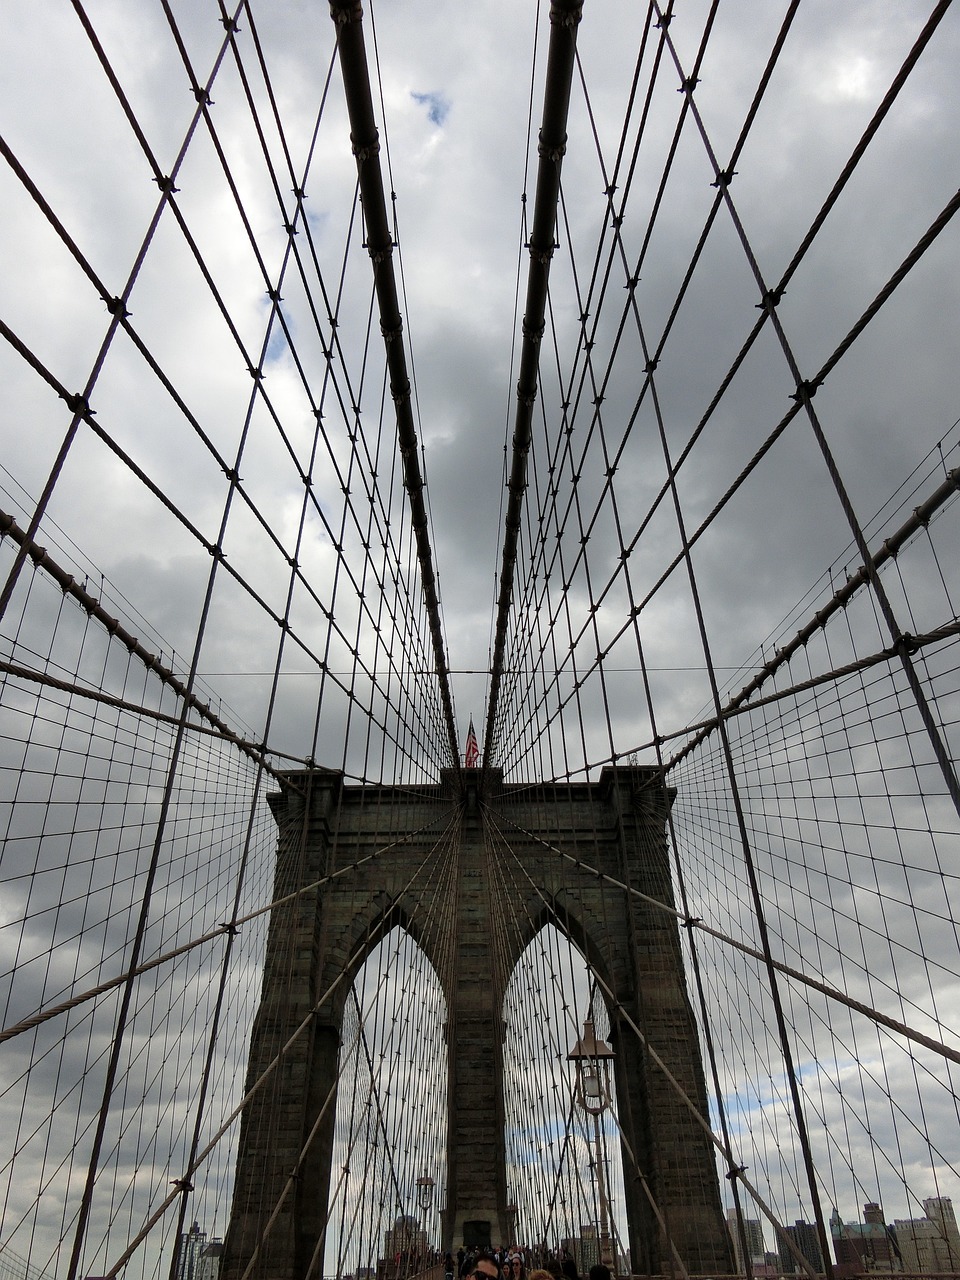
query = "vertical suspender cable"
xmin=484 ymin=0 xmax=584 ymax=779
xmin=329 ymin=0 xmax=460 ymax=775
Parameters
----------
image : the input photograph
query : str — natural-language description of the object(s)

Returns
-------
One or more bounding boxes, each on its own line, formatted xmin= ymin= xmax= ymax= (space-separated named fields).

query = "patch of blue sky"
xmin=305 ymin=207 xmax=329 ymax=237
xmin=265 ymin=315 xmax=291 ymax=364
xmin=411 ymin=90 xmax=450 ymax=126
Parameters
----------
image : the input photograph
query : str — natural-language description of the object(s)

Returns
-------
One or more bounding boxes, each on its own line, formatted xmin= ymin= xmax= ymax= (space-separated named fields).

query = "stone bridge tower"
xmin=222 ymin=766 xmax=732 ymax=1279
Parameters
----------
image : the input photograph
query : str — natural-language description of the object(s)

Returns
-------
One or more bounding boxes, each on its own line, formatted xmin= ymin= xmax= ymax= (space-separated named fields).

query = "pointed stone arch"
xmin=502 ymin=921 xmax=628 ymax=1263
xmin=326 ymin=924 xmax=448 ymax=1278
xmin=223 ymin=765 xmax=733 ymax=1280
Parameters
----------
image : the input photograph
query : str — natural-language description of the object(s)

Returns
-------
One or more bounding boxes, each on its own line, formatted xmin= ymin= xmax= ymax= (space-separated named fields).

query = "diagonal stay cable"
xmin=100 ymin=805 xmax=460 ymax=1278
xmin=485 ymin=804 xmax=960 ymax=1070
xmin=0 ymin=801 xmax=457 ymax=1045
xmin=481 ymin=800 xmax=841 ymax=1280
xmin=491 ymin=3 xmax=954 ymax=774
xmin=496 ymin=186 xmax=960 ymax=773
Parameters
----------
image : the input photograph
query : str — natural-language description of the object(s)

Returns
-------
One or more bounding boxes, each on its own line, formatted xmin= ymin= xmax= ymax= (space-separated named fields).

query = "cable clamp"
xmin=330 ymin=0 xmax=363 ymax=25
xmin=679 ymin=76 xmax=699 ymax=94
xmin=351 ymin=135 xmax=381 ymax=162
xmin=711 ymin=167 xmax=736 ymax=189
xmin=65 ymin=392 xmax=94 ymax=418
xmin=193 ymin=86 xmax=213 ymax=106
xmin=790 ymin=378 xmax=821 ymax=403
xmin=155 ymin=174 xmax=179 ymax=194
xmin=682 ymin=916 xmax=702 ymax=929
xmin=894 ymin=632 xmax=921 ymax=657
xmin=172 ymin=1179 xmax=194 ymax=1192
xmin=106 ymin=296 xmax=130 ymax=318
xmin=549 ymin=5 xmax=582 ymax=30
xmin=537 ymin=129 xmax=567 ymax=162
xmin=528 ymin=243 xmax=555 ymax=266
xmin=219 ymin=922 xmax=240 ymax=935
xmin=757 ymin=287 xmax=783 ymax=312
xmin=725 ymin=1165 xmax=748 ymax=1181
xmin=381 ymin=321 xmax=403 ymax=343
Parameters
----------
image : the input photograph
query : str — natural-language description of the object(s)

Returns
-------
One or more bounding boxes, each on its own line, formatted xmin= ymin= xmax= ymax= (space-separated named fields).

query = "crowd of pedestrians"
xmin=443 ymin=1246 xmax=612 ymax=1280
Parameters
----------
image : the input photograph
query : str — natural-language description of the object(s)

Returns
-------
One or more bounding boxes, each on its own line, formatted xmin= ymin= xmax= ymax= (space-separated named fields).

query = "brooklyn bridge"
xmin=1 ymin=4 xmax=959 ymax=1280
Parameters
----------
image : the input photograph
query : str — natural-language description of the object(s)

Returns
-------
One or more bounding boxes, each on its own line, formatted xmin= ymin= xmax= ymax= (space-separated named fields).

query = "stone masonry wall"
xmin=221 ymin=766 xmax=733 ymax=1280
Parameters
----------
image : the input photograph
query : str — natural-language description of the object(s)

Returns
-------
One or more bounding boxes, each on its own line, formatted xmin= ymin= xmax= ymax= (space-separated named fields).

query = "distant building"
xmin=568 ymin=1225 xmax=599 ymax=1272
xmin=830 ymin=1204 xmax=899 ymax=1275
xmin=383 ymin=1214 xmax=427 ymax=1264
xmin=778 ymin=1220 xmax=823 ymax=1275
xmin=197 ymin=1239 xmax=223 ymax=1280
xmin=175 ymin=1223 xmax=208 ymax=1280
xmin=727 ymin=1207 xmax=766 ymax=1274
xmin=893 ymin=1197 xmax=960 ymax=1274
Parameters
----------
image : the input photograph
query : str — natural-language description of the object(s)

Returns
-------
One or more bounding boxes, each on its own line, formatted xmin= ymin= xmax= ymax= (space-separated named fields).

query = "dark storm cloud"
xmin=1 ymin=2 xmax=959 ymax=1276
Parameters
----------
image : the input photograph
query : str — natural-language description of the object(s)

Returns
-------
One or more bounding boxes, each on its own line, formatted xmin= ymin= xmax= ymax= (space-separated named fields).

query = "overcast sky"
xmin=3 ymin=1 xmax=958 ymax=771
xmin=2 ymin=1 xmax=960 ymax=1276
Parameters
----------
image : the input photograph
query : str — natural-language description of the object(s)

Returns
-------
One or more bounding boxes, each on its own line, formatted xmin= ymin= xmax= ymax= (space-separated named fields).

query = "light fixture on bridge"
xmin=416 ymin=1173 xmax=436 ymax=1212
xmin=567 ymin=1019 xmax=615 ymax=1273
xmin=567 ymin=1018 xmax=614 ymax=1114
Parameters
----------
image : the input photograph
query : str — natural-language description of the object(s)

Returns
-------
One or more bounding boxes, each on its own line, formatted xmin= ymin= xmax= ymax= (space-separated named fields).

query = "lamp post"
xmin=416 ymin=1175 xmax=436 ymax=1212
xmin=567 ymin=1020 xmax=615 ymax=1274
xmin=416 ymin=1175 xmax=435 ymax=1259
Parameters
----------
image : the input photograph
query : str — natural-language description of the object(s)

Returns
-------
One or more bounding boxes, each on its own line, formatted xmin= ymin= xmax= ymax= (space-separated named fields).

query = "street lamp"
xmin=416 ymin=1174 xmax=436 ymax=1211
xmin=568 ymin=1019 xmax=615 ymax=1274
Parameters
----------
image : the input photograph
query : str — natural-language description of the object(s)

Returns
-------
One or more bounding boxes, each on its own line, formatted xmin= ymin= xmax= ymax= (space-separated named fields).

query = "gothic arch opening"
xmin=502 ymin=924 xmax=627 ymax=1269
xmin=325 ymin=925 xmax=447 ymax=1279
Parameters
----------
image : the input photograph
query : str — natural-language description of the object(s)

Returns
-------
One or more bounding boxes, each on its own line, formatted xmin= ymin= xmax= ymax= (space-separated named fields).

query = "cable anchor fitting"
xmin=894 ymin=632 xmax=921 ymax=657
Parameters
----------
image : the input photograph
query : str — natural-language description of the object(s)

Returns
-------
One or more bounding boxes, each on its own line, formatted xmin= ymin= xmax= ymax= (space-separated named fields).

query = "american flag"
xmin=464 ymin=717 xmax=479 ymax=768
